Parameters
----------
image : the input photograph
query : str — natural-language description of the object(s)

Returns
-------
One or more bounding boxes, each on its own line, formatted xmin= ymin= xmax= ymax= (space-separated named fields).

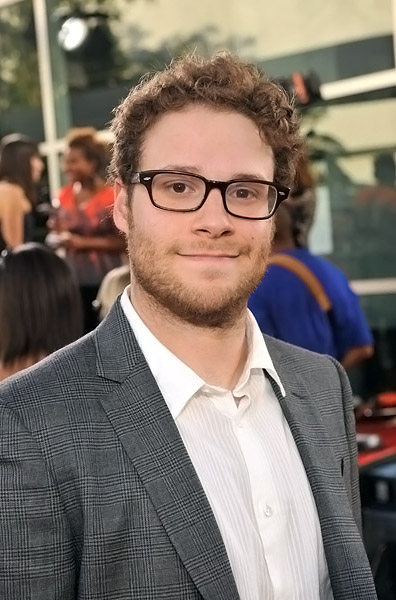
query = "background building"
xmin=1 ymin=0 xmax=396 ymax=396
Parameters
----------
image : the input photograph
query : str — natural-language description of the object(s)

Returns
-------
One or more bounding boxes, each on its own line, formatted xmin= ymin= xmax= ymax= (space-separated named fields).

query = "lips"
xmin=180 ymin=253 xmax=238 ymax=258
xmin=177 ymin=246 xmax=240 ymax=258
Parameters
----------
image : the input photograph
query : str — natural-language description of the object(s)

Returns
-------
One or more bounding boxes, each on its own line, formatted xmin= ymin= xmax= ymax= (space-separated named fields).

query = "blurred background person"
xmin=48 ymin=127 xmax=125 ymax=332
xmin=249 ymin=152 xmax=374 ymax=370
xmin=0 ymin=134 xmax=44 ymax=252
xmin=356 ymin=151 xmax=396 ymax=206
xmin=0 ymin=243 xmax=83 ymax=381
xmin=286 ymin=151 xmax=317 ymax=248
xmin=93 ymin=263 xmax=130 ymax=321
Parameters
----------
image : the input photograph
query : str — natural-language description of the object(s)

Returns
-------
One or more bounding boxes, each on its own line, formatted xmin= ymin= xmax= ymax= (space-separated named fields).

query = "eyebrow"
xmin=159 ymin=165 xmax=273 ymax=182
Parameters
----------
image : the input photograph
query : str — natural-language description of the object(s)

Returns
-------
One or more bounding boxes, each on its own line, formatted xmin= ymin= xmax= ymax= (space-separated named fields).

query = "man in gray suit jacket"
xmin=0 ymin=53 xmax=377 ymax=599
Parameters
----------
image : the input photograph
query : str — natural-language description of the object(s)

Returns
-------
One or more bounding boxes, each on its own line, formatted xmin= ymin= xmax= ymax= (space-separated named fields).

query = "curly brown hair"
xmin=67 ymin=127 xmax=110 ymax=179
xmin=110 ymin=52 xmax=304 ymax=189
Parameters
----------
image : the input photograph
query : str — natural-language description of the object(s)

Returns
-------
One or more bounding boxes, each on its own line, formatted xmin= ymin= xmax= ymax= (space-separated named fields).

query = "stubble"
xmin=126 ymin=209 xmax=272 ymax=329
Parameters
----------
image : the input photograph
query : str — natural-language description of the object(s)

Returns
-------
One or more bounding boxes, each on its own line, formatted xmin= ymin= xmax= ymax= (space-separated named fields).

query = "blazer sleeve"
xmin=0 ymin=403 xmax=76 ymax=599
xmin=329 ymin=356 xmax=363 ymax=534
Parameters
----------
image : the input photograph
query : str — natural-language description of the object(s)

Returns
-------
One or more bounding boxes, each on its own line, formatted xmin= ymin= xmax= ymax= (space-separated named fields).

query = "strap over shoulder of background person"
xmin=268 ymin=253 xmax=332 ymax=312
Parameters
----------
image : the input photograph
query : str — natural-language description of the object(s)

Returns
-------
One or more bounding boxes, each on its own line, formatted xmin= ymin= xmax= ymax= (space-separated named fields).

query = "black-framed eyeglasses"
xmin=130 ymin=170 xmax=290 ymax=220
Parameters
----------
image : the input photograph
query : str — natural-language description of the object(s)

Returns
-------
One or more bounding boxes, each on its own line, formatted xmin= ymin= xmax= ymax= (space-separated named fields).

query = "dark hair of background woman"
xmin=0 ymin=134 xmax=41 ymax=205
xmin=0 ymin=243 xmax=84 ymax=366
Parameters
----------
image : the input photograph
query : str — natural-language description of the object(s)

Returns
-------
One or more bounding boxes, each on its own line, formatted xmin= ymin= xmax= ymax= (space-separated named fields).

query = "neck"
xmin=73 ymin=176 xmax=104 ymax=193
xmin=129 ymin=286 xmax=249 ymax=390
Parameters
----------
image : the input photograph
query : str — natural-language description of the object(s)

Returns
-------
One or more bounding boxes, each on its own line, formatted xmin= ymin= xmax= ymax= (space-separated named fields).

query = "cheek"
xmin=131 ymin=197 xmax=174 ymax=238
xmin=268 ymin=220 xmax=275 ymax=242
xmin=262 ymin=219 xmax=274 ymax=241
xmin=31 ymin=158 xmax=42 ymax=176
xmin=247 ymin=221 xmax=273 ymax=243
xmin=80 ymin=162 xmax=91 ymax=173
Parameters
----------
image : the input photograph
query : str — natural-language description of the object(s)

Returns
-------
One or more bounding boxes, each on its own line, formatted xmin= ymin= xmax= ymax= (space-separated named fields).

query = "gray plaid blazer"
xmin=0 ymin=299 xmax=377 ymax=599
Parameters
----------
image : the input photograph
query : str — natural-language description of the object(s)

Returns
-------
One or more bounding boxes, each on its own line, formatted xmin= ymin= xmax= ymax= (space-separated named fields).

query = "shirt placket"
xmin=232 ymin=400 xmax=292 ymax=600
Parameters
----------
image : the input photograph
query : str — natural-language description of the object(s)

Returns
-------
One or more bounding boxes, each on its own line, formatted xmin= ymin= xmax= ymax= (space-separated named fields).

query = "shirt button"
xmin=264 ymin=505 xmax=273 ymax=517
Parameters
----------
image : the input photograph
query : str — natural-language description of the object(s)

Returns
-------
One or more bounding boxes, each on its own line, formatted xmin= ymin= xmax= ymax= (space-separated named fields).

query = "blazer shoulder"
xmin=264 ymin=333 xmax=349 ymax=397
xmin=0 ymin=332 xmax=99 ymax=411
xmin=264 ymin=333 xmax=337 ymax=367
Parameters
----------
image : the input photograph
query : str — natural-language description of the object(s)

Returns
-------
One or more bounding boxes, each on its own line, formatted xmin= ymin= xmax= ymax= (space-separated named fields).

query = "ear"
xmin=113 ymin=180 xmax=129 ymax=234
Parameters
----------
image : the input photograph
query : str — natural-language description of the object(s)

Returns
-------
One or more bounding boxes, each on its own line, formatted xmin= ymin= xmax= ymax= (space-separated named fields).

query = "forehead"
xmin=65 ymin=147 xmax=88 ymax=160
xmin=139 ymin=105 xmax=274 ymax=177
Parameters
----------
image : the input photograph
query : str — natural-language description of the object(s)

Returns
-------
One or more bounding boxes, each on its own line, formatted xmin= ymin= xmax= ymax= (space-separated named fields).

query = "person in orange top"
xmin=48 ymin=128 xmax=125 ymax=332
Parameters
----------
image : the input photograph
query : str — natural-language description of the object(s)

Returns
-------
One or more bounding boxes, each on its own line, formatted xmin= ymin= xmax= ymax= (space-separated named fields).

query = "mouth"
xmin=178 ymin=253 xmax=238 ymax=260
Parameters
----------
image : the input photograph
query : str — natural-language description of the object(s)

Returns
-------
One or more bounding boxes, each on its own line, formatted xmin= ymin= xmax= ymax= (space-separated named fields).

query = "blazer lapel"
xmin=265 ymin=337 xmax=373 ymax=599
xmin=94 ymin=301 xmax=240 ymax=600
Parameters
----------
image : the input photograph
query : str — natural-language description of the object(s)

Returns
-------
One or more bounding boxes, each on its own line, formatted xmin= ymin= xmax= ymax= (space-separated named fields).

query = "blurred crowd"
xmin=0 ymin=128 xmax=377 ymax=383
xmin=0 ymin=128 xmax=127 ymax=380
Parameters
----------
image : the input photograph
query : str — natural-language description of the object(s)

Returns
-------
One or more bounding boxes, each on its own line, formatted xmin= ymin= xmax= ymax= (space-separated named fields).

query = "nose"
xmin=191 ymin=187 xmax=234 ymax=237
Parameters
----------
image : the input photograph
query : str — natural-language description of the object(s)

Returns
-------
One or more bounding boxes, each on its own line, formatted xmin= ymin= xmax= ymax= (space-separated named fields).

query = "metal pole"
xmin=32 ymin=0 xmax=61 ymax=197
xmin=392 ymin=0 xmax=396 ymax=69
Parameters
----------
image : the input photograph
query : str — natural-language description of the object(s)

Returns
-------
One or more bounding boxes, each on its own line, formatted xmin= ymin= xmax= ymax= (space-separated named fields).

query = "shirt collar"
xmin=120 ymin=287 xmax=285 ymax=419
xmin=246 ymin=310 xmax=286 ymax=397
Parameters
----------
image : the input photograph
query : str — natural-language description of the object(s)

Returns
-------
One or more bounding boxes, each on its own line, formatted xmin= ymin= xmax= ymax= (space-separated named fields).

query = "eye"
xmin=171 ymin=182 xmax=188 ymax=194
xmin=155 ymin=173 xmax=200 ymax=196
xmin=235 ymin=187 xmax=254 ymax=199
xmin=228 ymin=182 xmax=261 ymax=200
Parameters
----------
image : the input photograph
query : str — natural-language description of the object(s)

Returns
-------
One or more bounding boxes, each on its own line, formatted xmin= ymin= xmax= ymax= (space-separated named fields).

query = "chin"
xmin=150 ymin=282 xmax=248 ymax=329
xmin=168 ymin=300 xmax=245 ymax=329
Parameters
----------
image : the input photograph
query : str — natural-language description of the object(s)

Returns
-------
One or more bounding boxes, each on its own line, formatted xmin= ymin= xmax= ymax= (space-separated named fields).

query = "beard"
xmin=126 ymin=211 xmax=272 ymax=329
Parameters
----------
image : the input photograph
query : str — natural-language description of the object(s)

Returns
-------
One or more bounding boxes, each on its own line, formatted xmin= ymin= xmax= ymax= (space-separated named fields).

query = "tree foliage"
xmin=0 ymin=0 xmax=258 ymax=136
xmin=0 ymin=0 xmax=149 ymax=112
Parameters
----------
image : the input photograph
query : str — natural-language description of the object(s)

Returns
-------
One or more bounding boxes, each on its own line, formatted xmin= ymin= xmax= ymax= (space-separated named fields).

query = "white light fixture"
xmin=58 ymin=17 xmax=89 ymax=52
xmin=320 ymin=69 xmax=396 ymax=101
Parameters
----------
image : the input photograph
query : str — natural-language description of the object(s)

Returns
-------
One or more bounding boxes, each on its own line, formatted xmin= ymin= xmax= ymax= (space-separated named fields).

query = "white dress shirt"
xmin=121 ymin=289 xmax=333 ymax=600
